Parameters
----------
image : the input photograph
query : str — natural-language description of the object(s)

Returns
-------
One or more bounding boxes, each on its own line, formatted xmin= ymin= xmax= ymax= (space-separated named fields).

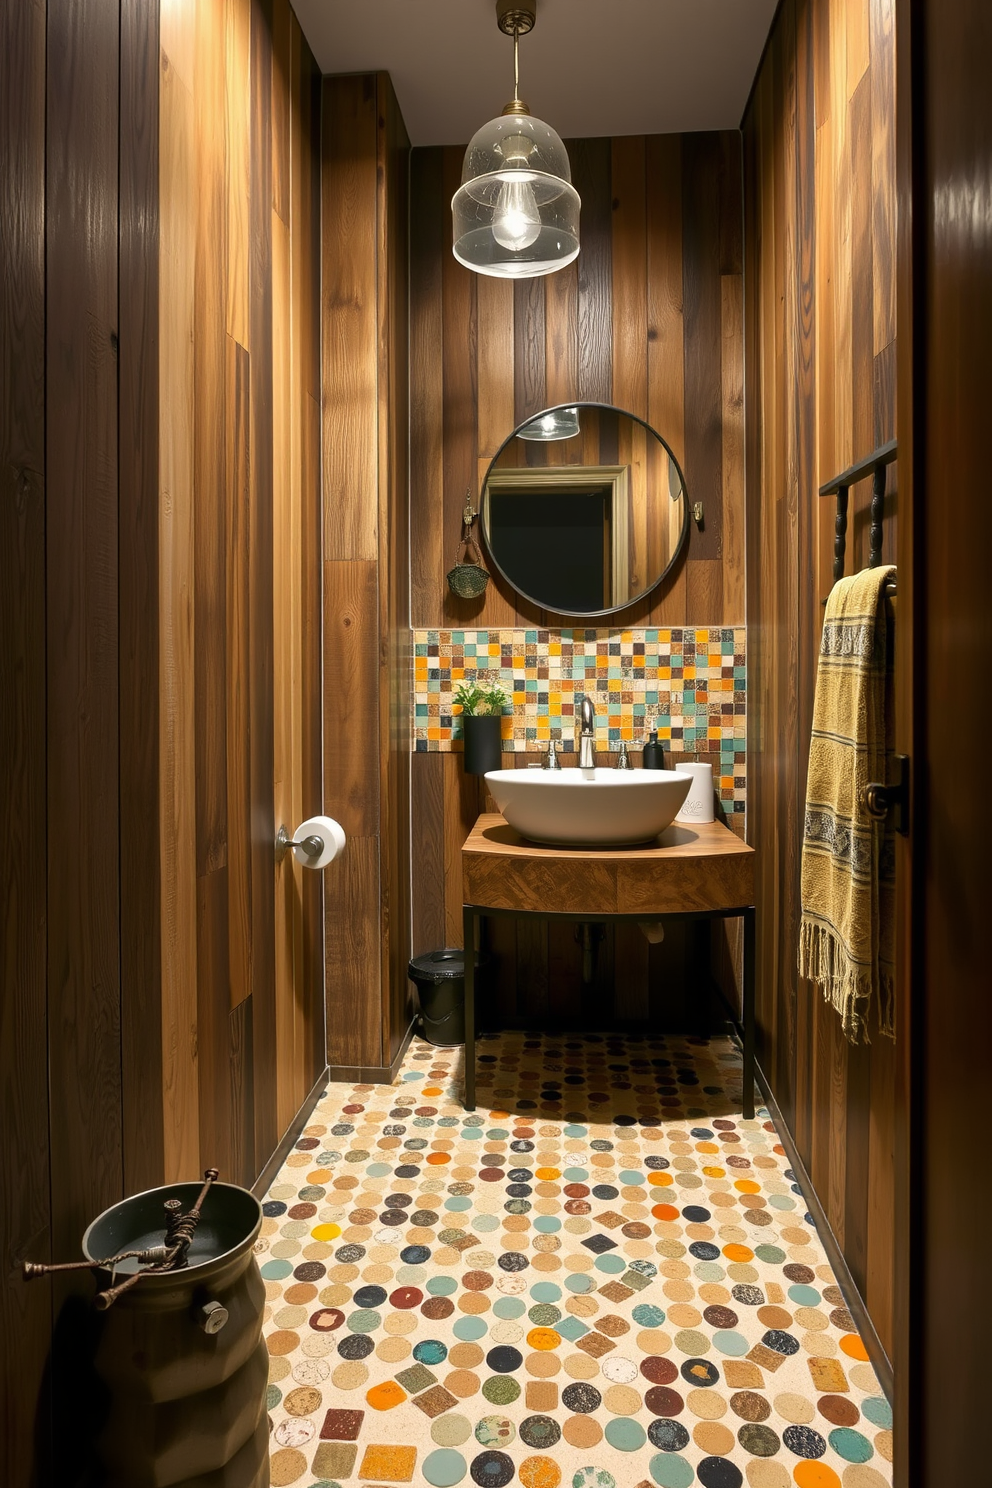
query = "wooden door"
xmin=894 ymin=0 xmax=992 ymax=1483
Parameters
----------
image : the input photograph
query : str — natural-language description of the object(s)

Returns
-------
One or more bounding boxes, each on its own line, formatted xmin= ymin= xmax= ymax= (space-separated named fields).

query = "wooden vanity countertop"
xmin=462 ymin=813 xmax=755 ymax=918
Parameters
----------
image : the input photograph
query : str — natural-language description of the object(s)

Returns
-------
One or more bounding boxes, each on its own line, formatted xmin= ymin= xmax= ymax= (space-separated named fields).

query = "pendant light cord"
xmin=513 ymin=25 xmax=520 ymax=102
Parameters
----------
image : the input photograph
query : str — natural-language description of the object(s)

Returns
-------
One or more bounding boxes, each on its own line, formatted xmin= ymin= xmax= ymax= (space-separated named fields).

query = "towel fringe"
xmin=799 ymin=918 xmax=895 ymax=1043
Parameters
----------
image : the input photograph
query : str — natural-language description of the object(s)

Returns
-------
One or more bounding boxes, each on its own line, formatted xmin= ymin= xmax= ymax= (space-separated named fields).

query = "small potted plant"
xmin=454 ymin=679 xmax=507 ymax=776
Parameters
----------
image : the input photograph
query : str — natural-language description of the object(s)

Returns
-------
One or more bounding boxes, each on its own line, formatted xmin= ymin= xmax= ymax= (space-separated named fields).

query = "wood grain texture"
xmin=245 ymin=0 xmax=278 ymax=1172
xmin=119 ymin=0 xmax=164 ymax=1195
xmin=321 ymin=75 xmax=379 ymax=562
xmin=156 ymin=0 xmax=323 ymax=1189
xmin=410 ymin=148 xmax=447 ymax=623
xmin=906 ymin=0 xmax=992 ymax=1476
xmin=46 ymin=0 xmax=124 ymax=1267
xmin=744 ymin=0 xmax=898 ymax=1362
xmin=380 ymin=82 xmax=414 ymax=1068
xmin=463 ymin=817 xmax=754 ymax=918
xmin=321 ymin=75 xmax=413 ymax=1072
xmin=159 ymin=20 xmax=200 ymax=1182
xmin=409 ymin=132 xmax=745 ymax=1022
xmin=0 ymin=3 xmax=323 ymax=1475
xmin=0 ymin=0 xmax=53 ymax=1472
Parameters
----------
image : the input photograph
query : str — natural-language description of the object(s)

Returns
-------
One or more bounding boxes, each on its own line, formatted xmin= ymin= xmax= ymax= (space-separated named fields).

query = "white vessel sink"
xmin=485 ymin=767 xmax=693 ymax=847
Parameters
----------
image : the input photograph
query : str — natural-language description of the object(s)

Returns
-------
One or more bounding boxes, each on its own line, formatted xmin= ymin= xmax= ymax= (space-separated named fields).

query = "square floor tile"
xmin=320 ymin=1409 xmax=364 ymax=1441
xmin=312 ymin=1442 xmax=358 ymax=1479
xmin=358 ymin=1445 xmax=418 ymax=1482
xmin=581 ymin=1234 xmax=616 ymax=1254
xmin=412 ymin=1385 xmax=459 ymax=1418
xmin=395 ymin=1363 xmax=437 ymax=1394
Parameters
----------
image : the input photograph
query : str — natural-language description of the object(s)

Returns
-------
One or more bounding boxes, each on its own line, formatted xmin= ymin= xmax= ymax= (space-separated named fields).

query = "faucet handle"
xmin=544 ymin=739 xmax=561 ymax=770
xmin=615 ymin=741 xmax=631 ymax=769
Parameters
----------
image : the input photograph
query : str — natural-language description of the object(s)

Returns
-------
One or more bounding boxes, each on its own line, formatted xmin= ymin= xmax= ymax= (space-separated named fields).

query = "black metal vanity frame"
xmin=462 ymin=902 xmax=755 ymax=1119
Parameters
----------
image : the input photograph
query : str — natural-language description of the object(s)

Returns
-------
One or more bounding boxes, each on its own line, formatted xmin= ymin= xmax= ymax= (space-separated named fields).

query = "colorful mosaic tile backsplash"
xmin=413 ymin=629 xmax=747 ymax=818
xmin=260 ymin=1030 xmax=891 ymax=1488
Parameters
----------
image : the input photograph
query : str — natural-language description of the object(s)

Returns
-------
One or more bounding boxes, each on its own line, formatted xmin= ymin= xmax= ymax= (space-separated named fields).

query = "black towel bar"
xmin=819 ymin=438 xmax=897 ymax=582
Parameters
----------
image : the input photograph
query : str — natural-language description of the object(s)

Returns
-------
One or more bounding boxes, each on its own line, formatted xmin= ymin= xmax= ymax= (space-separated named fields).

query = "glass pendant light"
xmin=452 ymin=1 xmax=580 ymax=279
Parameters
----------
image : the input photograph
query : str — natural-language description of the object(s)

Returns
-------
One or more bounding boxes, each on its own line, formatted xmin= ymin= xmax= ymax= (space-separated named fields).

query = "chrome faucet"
xmin=543 ymin=738 xmax=562 ymax=770
xmin=578 ymin=695 xmax=596 ymax=769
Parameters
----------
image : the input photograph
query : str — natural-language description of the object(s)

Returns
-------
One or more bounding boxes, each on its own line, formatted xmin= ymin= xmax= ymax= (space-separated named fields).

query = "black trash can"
xmin=408 ymin=948 xmax=486 ymax=1046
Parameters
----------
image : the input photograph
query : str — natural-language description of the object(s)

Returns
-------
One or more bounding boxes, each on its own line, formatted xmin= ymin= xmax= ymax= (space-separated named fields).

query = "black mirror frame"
xmin=479 ymin=400 xmax=691 ymax=619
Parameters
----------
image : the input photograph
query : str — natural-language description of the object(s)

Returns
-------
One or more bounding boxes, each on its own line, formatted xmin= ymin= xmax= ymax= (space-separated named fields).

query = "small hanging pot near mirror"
xmin=447 ymin=493 xmax=490 ymax=599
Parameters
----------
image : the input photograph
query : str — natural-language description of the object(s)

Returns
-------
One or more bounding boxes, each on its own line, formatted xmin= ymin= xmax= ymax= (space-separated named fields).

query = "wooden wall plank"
xmin=479 ymin=277 xmax=517 ymax=457
xmin=159 ymin=21 xmax=200 ymax=1182
xmin=321 ymin=74 xmax=412 ymax=1076
xmin=46 ymin=0 xmax=124 ymax=1264
xmin=321 ymin=75 xmax=379 ymax=562
xmin=193 ymin=0 xmax=230 ymax=886
xmin=0 ymin=0 xmax=53 ymax=1471
xmin=326 ymin=837 xmax=383 ymax=1069
xmin=544 ymin=259 xmax=578 ymax=410
xmin=571 ymin=137 xmax=613 ymax=405
xmin=410 ymin=148 xmax=446 ymax=627
xmin=412 ymin=754 xmax=447 ymax=957
xmin=441 ymin=146 xmax=481 ymax=628
xmin=870 ymin=0 xmax=896 ymax=357
xmin=513 ymin=277 xmax=547 ymax=425
xmin=611 ymin=136 xmax=648 ymax=419
xmin=197 ymin=866 xmax=233 ymax=1176
xmin=323 ymin=560 xmax=381 ymax=838
xmin=271 ymin=199 xmax=299 ymax=1135
xmin=248 ymin=0 xmax=278 ymax=1171
xmin=225 ymin=0 xmax=250 ymax=345
xmin=226 ymin=337 xmax=253 ymax=1007
xmin=646 ymin=133 xmax=688 ymax=629
xmin=119 ymin=0 xmax=164 ymax=1194
xmin=721 ymin=274 xmax=746 ymax=626
xmin=683 ymin=133 xmax=726 ymax=602
xmin=380 ymin=78 xmax=414 ymax=1068
xmin=744 ymin=0 xmax=899 ymax=1364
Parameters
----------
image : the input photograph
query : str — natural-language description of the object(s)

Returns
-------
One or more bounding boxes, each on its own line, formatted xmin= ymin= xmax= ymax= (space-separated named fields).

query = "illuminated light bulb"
xmin=492 ymin=176 xmax=541 ymax=251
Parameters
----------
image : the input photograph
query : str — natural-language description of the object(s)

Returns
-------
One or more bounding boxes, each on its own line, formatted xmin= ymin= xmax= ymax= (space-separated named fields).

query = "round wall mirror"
xmin=480 ymin=402 xmax=689 ymax=617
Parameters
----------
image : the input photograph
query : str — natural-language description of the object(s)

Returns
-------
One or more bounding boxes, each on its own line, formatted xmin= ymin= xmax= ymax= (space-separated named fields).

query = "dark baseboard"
xmin=753 ymin=1056 xmax=894 ymax=1405
xmin=327 ymin=1017 xmax=418 ymax=1087
xmin=252 ymin=1065 xmax=330 ymax=1199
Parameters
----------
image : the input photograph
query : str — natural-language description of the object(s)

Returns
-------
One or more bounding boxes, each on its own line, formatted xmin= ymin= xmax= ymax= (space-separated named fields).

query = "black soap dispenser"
xmin=642 ymin=729 xmax=666 ymax=769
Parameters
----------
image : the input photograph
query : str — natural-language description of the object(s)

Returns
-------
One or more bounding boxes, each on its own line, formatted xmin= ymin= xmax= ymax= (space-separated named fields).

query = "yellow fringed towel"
xmin=798 ymin=565 xmax=896 ymax=1042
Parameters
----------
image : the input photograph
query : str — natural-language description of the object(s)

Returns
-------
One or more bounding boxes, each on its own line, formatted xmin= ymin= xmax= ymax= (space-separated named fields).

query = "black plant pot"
xmin=462 ymin=714 xmax=502 ymax=776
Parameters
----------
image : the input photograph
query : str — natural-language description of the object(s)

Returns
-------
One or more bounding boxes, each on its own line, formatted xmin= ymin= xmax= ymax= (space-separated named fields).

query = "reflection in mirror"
xmin=480 ymin=403 xmax=688 ymax=617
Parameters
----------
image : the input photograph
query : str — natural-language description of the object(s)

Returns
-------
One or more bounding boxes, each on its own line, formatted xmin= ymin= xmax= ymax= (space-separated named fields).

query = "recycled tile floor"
xmin=260 ymin=1031 xmax=892 ymax=1488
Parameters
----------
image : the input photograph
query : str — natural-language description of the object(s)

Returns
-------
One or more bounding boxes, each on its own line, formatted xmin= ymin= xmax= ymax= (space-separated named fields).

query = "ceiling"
xmin=290 ymin=0 xmax=779 ymax=147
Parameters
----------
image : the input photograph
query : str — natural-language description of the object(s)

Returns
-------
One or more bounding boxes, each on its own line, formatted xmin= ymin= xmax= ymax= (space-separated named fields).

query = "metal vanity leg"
xmin=742 ymin=906 xmax=755 ymax=1121
xmin=463 ymin=906 xmax=476 ymax=1111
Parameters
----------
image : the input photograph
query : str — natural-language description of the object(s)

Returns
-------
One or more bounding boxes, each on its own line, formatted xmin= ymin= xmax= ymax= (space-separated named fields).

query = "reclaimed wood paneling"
xmin=410 ymin=131 xmax=745 ymax=1025
xmin=46 ymin=0 xmax=124 ymax=1281
xmin=1 ymin=6 xmax=323 ymax=1478
xmin=157 ymin=0 xmax=323 ymax=1188
xmin=743 ymin=0 xmax=898 ymax=1366
xmin=321 ymin=74 xmax=413 ymax=1074
xmin=120 ymin=0 xmax=164 ymax=1198
xmin=0 ymin=0 xmax=53 ymax=1474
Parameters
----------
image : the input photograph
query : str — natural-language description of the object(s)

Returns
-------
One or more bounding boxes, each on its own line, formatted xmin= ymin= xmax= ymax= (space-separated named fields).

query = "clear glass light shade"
xmin=517 ymin=406 xmax=581 ymax=441
xmin=452 ymin=111 xmax=580 ymax=278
